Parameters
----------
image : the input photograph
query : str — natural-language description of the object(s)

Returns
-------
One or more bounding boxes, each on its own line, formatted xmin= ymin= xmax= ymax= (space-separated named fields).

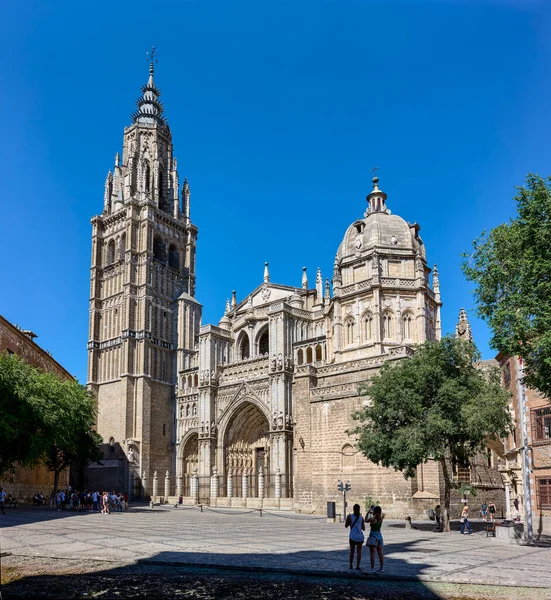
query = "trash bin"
xmin=327 ymin=501 xmax=336 ymax=519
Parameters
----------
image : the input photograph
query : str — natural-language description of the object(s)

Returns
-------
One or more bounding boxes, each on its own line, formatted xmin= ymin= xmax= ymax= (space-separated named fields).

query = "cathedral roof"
xmin=336 ymin=177 xmax=426 ymax=262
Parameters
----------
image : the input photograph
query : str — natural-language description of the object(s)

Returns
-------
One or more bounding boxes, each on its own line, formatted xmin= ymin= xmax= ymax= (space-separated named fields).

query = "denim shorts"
xmin=366 ymin=531 xmax=384 ymax=547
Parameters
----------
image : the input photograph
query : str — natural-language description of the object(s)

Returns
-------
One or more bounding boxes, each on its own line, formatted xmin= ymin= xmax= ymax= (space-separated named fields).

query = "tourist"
xmin=123 ymin=492 xmax=129 ymax=511
xmin=488 ymin=501 xmax=496 ymax=521
xmin=72 ymin=491 xmax=79 ymax=511
xmin=460 ymin=504 xmax=472 ymax=535
xmin=102 ymin=491 xmax=110 ymax=514
xmin=366 ymin=506 xmax=385 ymax=573
xmin=0 ymin=487 xmax=6 ymax=515
xmin=481 ymin=501 xmax=488 ymax=521
xmin=345 ymin=503 xmax=365 ymax=571
xmin=92 ymin=490 xmax=99 ymax=512
xmin=434 ymin=504 xmax=442 ymax=531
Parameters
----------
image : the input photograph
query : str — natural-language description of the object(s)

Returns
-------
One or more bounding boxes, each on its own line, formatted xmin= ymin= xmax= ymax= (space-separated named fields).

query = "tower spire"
xmin=264 ymin=262 xmax=270 ymax=283
xmin=131 ymin=47 xmax=167 ymax=127
xmin=366 ymin=171 xmax=388 ymax=215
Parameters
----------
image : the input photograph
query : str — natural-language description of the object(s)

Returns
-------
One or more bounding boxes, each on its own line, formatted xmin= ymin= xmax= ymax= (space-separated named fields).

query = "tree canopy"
xmin=462 ymin=173 xmax=551 ymax=399
xmin=353 ymin=336 xmax=512 ymax=530
xmin=0 ymin=352 xmax=102 ymax=484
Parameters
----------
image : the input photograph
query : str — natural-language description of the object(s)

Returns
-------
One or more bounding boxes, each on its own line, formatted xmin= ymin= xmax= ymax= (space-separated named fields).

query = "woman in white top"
xmin=345 ymin=503 xmax=365 ymax=570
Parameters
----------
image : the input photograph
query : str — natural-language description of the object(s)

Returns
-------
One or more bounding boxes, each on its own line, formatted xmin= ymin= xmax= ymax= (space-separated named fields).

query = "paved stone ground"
xmin=1 ymin=505 xmax=550 ymax=597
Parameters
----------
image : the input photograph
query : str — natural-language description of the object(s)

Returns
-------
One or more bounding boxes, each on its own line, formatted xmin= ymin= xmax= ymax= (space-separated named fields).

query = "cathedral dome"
xmin=336 ymin=177 xmax=425 ymax=262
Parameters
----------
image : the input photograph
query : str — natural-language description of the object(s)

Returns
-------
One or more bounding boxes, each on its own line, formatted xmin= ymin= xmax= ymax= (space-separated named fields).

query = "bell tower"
xmin=87 ymin=52 xmax=198 ymax=494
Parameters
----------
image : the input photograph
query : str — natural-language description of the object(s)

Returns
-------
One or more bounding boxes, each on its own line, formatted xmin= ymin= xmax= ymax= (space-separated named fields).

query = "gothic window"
xmin=107 ymin=240 xmax=115 ymax=265
xmin=258 ymin=329 xmax=269 ymax=356
xmin=345 ymin=318 xmax=355 ymax=345
xmin=238 ymin=332 xmax=250 ymax=360
xmin=158 ymin=170 xmax=164 ymax=205
xmin=342 ymin=444 xmax=355 ymax=469
xmin=383 ymin=312 xmax=393 ymax=339
xmin=315 ymin=344 xmax=322 ymax=362
xmin=402 ymin=313 xmax=413 ymax=340
xmin=306 ymin=347 xmax=313 ymax=363
xmin=297 ymin=349 xmax=304 ymax=365
xmin=153 ymin=236 xmax=167 ymax=263
xmin=119 ymin=233 xmax=126 ymax=262
xmin=194 ymin=373 xmax=198 ymax=387
xmin=145 ymin=162 xmax=151 ymax=193
xmin=363 ymin=312 xmax=373 ymax=342
xmin=168 ymin=245 xmax=179 ymax=269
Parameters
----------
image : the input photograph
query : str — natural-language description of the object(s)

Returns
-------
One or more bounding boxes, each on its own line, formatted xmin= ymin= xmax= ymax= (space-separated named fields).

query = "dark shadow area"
xmin=1 ymin=542 xmax=445 ymax=600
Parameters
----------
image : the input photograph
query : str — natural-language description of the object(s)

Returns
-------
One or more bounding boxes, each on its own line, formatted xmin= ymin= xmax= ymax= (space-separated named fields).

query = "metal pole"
xmin=516 ymin=357 xmax=533 ymax=543
xmin=343 ymin=490 xmax=346 ymax=522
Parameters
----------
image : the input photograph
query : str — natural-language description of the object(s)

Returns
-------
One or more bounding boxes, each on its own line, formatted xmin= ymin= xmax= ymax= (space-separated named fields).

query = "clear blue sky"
xmin=2 ymin=0 xmax=550 ymax=383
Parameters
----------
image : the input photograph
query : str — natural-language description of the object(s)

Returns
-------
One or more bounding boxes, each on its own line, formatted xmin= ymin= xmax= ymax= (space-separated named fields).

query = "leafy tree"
xmin=0 ymin=352 xmax=102 ymax=487
xmin=462 ymin=173 xmax=551 ymax=399
xmin=352 ymin=336 xmax=512 ymax=531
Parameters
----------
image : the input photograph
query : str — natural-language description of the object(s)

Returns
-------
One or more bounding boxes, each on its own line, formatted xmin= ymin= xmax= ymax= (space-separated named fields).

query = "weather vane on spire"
xmin=370 ymin=166 xmax=380 ymax=178
xmin=146 ymin=46 xmax=158 ymax=65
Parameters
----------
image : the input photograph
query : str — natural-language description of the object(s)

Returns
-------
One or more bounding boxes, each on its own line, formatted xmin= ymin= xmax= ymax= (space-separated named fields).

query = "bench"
xmin=486 ymin=522 xmax=496 ymax=537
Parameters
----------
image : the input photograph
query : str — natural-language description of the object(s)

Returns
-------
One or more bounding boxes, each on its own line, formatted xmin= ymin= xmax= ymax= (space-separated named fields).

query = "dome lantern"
xmin=366 ymin=176 xmax=388 ymax=215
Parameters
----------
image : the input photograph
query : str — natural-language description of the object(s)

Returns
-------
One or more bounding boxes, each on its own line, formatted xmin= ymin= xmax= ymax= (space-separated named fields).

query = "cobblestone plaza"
xmin=1 ymin=506 xmax=550 ymax=593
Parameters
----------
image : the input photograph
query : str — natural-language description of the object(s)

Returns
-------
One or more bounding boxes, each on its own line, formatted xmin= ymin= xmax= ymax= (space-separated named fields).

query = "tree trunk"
xmin=439 ymin=457 xmax=452 ymax=532
xmin=53 ymin=468 xmax=60 ymax=494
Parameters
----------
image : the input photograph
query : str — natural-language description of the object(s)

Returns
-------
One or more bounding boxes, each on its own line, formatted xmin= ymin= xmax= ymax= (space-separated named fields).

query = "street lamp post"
xmin=337 ymin=480 xmax=351 ymax=521
xmin=516 ymin=357 xmax=533 ymax=543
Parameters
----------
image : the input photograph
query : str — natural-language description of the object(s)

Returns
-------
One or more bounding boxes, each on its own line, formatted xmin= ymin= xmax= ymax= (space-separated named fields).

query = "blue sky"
xmin=1 ymin=0 xmax=550 ymax=383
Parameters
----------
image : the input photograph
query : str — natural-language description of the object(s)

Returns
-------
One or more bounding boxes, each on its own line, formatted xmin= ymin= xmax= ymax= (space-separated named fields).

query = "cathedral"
xmin=87 ymin=59 xmax=500 ymax=516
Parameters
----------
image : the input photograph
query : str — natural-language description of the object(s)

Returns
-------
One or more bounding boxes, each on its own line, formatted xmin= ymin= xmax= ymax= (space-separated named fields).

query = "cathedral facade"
xmin=88 ymin=61 xmax=474 ymax=516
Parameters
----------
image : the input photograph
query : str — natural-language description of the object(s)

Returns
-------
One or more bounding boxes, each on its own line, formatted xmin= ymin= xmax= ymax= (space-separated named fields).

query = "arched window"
xmin=153 ymin=236 xmax=166 ymax=263
xmin=239 ymin=333 xmax=250 ymax=360
xmin=168 ymin=244 xmax=179 ymax=269
xmin=145 ymin=162 xmax=151 ymax=193
xmin=187 ymin=375 xmax=192 ymax=388
xmin=363 ymin=313 xmax=373 ymax=342
xmin=306 ymin=347 xmax=313 ymax=363
xmin=194 ymin=373 xmax=198 ymax=387
xmin=297 ymin=349 xmax=304 ymax=365
xmin=315 ymin=344 xmax=322 ymax=362
xmin=402 ymin=313 xmax=413 ymax=340
xmin=383 ymin=312 xmax=393 ymax=339
xmin=119 ymin=233 xmax=126 ymax=262
xmin=342 ymin=444 xmax=355 ymax=469
xmin=107 ymin=240 xmax=115 ymax=265
xmin=345 ymin=318 xmax=355 ymax=345
xmin=158 ymin=170 xmax=164 ymax=205
xmin=258 ymin=329 xmax=269 ymax=355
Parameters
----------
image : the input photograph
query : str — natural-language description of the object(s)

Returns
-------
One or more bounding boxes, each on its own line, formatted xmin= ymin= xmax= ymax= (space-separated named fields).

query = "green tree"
xmin=353 ymin=336 xmax=512 ymax=531
xmin=462 ymin=173 xmax=551 ymax=399
xmin=0 ymin=352 xmax=102 ymax=487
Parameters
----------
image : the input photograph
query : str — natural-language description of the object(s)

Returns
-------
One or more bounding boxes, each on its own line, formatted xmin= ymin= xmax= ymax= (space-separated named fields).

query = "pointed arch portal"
xmin=223 ymin=401 xmax=270 ymax=497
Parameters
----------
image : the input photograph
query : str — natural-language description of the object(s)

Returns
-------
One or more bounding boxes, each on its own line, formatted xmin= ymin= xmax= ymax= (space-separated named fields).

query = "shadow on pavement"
xmin=2 ymin=542 xmax=445 ymax=599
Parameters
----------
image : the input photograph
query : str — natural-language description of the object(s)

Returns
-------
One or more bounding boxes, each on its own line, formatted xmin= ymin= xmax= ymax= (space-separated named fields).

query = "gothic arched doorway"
xmin=223 ymin=401 xmax=270 ymax=497
xmin=180 ymin=433 xmax=198 ymax=496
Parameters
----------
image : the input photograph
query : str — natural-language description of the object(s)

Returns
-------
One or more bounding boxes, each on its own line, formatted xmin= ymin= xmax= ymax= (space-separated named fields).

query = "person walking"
xmin=481 ymin=501 xmax=488 ymax=521
xmin=488 ymin=501 xmax=496 ymax=521
xmin=0 ymin=487 xmax=6 ymax=515
xmin=366 ymin=506 xmax=385 ymax=573
xmin=345 ymin=503 xmax=365 ymax=571
xmin=460 ymin=505 xmax=472 ymax=535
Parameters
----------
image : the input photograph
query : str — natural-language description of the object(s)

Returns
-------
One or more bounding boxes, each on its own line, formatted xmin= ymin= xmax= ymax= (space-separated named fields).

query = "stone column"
xmin=164 ymin=470 xmax=170 ymax=499
xmin=142 ymin=471 xmax=147 ymax=496
xmin=242 ymin=469 xmax=249 ymax=499
xmin=258 ymin=467 xmax=265 ymax=500
xmin=190 ymin=467 xmax=199 ymax=503
xmin=275 ymin=468 xmax=282 ymax=499
xmin=227 ymin=470 xmax=233 ymax=498
xmin=176 ymin=473 xmax=183 ymax=498
xmin=152 ymin=471 xmax=159 ymax=498
xmin=211 ymin=466 xmax=219 ymax=499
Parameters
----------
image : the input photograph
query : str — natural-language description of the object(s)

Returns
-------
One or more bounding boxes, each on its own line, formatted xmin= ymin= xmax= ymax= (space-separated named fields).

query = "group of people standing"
xmin=345 ymin=504 xmax=385 ymax=573
xmin=50 ymin=489 xmax=129 ymax=513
